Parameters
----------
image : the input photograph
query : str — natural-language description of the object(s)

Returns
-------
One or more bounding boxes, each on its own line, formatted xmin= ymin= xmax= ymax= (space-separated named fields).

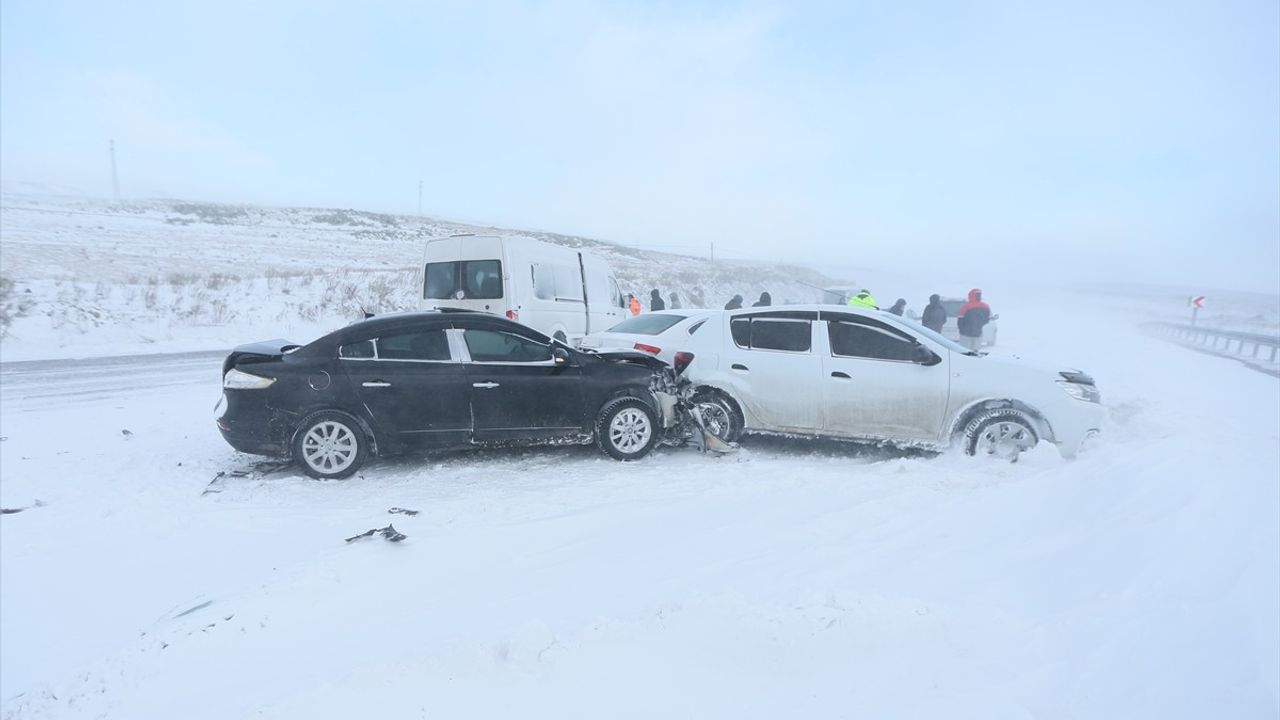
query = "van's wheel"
xmin=964 ymin=409 xmax=1038 ymax=462
xmin=692 ymin=390 xmax=742 ymax=443
xmin=292 ymin=411 xmax=368 ymax=479
xmin=597 ymin=397 xmax=658 ymax=461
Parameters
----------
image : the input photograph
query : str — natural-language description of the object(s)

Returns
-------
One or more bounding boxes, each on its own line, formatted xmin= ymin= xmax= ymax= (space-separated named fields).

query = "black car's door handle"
xmin=361 ymin=380 xmax=392 ymax=388
xmin=731 ymin=363 xmax=749 ymax=372
xmin=830 ymin=371 xmax=851 ymax=379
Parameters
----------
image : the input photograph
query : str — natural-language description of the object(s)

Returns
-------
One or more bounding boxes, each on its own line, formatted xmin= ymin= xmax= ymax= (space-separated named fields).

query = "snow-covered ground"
xmin=0 ymin=191 xmax=843 ymax=360
xmin=2 ymin=285 xmax=1277 ymax=718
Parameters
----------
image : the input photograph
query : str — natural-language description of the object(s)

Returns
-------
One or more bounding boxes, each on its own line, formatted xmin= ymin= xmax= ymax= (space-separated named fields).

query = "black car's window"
xmin=828 ymin=317 xmax=916 ymax=361
xmin=377 ymin=329 xmax=452 ymax=361
xmin=730 ymin=317 xmax=811 ymax=352
xmin=606 ymin=313 xmax=686 ymax=335
xmin=424 ymin=260 xmax=503 ymax=300
xmin=463 ymin=329 xmax=552 ymax=363
xmin=339 ymin=339 xmax=376 ymax=359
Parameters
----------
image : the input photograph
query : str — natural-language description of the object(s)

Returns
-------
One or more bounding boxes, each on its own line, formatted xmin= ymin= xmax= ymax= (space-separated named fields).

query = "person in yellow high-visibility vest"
xmin=846 ymin=289 xmax=878 ymax=309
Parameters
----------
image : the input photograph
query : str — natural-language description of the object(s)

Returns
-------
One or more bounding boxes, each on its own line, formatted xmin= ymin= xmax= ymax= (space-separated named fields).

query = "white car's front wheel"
xmin=964 ymin=409 xmax=1038 ymax=462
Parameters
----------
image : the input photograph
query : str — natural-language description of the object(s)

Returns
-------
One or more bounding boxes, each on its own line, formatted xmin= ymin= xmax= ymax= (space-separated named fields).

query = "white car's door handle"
xmin=472 ymin=382 xmax=500 ymax=389
xmin=362 ymin=381 xmax=392 ymax=388
xmin=731 ymin=363 xmax=749 ymax=372
xmin=830 ymin=371 xmax=851 ymax=380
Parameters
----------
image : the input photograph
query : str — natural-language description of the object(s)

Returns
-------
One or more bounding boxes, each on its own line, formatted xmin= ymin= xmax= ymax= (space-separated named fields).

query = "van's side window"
xmin=532 ymin=264 xmax=556 ymax=300
xmin=553 ymin=265 xmax=583 ymax=302
xmin=608 ymin=277 xmax=625 ymax=308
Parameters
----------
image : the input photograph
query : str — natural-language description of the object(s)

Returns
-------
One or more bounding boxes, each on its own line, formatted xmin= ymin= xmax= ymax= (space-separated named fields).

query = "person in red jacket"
xmin=955 ymin=288 xmax=991 ymax=351
xmin=628 ymin=294 xmax=641 ymax=316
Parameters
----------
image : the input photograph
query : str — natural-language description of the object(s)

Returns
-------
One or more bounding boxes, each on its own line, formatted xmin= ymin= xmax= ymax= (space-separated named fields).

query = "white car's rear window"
xmin=606 ymin=313 xmax=689 ymax=335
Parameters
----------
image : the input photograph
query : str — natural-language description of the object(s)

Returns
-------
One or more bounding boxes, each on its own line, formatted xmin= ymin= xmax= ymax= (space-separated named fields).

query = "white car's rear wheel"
xmin=693 ymin=392 xmax=742 ymax=444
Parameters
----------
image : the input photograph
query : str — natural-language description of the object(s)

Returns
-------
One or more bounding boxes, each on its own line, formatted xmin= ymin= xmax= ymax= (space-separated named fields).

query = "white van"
xmin=420 ymin=234 xmax=628 ymax=342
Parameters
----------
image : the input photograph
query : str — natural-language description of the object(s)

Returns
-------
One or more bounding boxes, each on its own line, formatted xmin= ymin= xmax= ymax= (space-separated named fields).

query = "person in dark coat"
xmin=669 ymin=292 xmax=681 ymax=309
xmin=724 ymin=294 xmax=744 ymax=310
xmin=955 ymin=288 xmax=991 ymax=350
xmin=888 ymin=298 xmax=906 ymax=316
xmin=649 ymin=289 xmax=665 ymax=311
xmin=752 ymin=291 xmax=772 ymax=307
xmin=921 ymin=294 xmax=947 ymax=333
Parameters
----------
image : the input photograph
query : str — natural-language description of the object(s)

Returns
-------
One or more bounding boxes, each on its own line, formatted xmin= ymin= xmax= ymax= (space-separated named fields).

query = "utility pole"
xmin=417 ymin=179 xmax=423 ymax=215
xmin=109 ymin=139 xmax=121 ymax=202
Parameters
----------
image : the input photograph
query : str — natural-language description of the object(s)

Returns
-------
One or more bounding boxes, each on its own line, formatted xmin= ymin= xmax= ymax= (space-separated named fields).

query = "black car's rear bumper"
xmin=215 ymin=391 xmax=291 ymax=457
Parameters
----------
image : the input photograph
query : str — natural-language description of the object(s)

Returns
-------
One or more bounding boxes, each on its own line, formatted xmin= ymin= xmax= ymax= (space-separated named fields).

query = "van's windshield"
xmin=424 ymin=260 xmax=503 ymax=300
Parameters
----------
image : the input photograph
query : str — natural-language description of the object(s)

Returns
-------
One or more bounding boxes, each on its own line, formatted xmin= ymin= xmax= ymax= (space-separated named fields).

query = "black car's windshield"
xmin=606 ymin=313 xmax=690 ymax=335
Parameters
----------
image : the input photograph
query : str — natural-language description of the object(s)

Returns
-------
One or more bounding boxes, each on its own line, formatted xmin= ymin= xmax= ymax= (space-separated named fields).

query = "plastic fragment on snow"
xmin=344 ymin=524 xmax=407 ymax=543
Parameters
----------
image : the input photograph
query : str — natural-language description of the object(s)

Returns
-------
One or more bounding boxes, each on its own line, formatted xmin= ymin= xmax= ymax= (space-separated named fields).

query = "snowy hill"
xmin=0 ymin=191 xmax=845 ymax=359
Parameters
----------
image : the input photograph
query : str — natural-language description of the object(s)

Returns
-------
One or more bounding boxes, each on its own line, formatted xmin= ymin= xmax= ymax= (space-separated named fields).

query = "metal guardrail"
xmin=1145 ymin=322 xmax=1280 ymax=364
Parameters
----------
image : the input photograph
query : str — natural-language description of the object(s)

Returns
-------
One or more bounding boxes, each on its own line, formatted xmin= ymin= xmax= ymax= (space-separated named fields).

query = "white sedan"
xmin=674 ymin=306 xmax=1104 ymax=459
xmin=577 ymin=311 xmax=714 ymax=365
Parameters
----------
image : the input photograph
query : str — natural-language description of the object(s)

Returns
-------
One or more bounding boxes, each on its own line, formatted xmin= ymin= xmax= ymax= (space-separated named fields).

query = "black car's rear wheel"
xmin=596 ymin=397 xmax=658 ymax=461
xmin=293 ymin=411 xmax=368 ymax=479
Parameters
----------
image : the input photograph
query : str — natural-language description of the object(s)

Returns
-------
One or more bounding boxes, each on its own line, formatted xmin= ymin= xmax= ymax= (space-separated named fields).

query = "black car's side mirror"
xmin=552 ymin=346 xmax=570 ymax=365
xmin=911 ymin=344 xmax=940 ymax=366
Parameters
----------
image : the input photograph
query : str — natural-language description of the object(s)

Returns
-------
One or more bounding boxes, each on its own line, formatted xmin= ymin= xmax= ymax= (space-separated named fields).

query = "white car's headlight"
xmin=223 ymin=368 xmax=276 ymax=390
xmin=1057 ymin=380 xmax=1100 ymax=403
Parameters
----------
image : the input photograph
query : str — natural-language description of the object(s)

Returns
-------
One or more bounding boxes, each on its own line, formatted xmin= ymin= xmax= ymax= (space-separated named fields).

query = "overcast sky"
xmin=2 ymin=0 xmax=1277 ymax=293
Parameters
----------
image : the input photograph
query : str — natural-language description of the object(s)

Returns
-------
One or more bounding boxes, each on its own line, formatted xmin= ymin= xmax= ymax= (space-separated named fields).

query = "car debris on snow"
xmin=1 ymin=499 xmax=46 ymax=515
xmin=344 ymin=524 xmax=407 ymax=543
xmin=388 ymin=507 xmax=419 ymax=516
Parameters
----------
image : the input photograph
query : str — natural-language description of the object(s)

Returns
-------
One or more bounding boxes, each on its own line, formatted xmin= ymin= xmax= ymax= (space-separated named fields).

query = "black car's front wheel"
xmin=596 ymin=397 xmax=659 ymax=461
xmin=292 ymin=411 xmax=368 ymax=479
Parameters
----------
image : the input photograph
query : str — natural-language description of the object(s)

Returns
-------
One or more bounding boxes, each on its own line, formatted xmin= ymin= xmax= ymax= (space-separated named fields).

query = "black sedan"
xmin=215 ymin=311 xmax=688 ymax=478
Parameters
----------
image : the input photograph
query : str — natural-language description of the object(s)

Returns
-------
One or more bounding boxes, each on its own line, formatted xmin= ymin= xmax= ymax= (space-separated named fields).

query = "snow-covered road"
xmin=0 ymin=350 xmax=223 ymax=409
xmin=2 ymin=295 xmax=1277 ymax=719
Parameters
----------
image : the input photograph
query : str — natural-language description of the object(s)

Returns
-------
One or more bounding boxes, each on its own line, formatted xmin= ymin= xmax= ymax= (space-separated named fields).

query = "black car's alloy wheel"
xmin=596 ymin=397 xmax=659 ymax=461
xmin=293 ymin=411 xmax=368 ymax=479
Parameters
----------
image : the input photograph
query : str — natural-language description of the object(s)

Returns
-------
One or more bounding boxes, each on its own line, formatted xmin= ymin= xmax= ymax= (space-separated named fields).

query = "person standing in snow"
xmin=888 ymin=298 xmax=907 ymax=316
xmin=846 ymin=289 xmax=877 ymax=309
xmin=752 ymin=291 xmax=772 ymax=307
xmin=724 ymin=294 xmax=744 ymax=310
xmin=669 ymin=292 xmax=681 ymax=309
xmin=649 ymin=289 xmax=665 ymax=311
xmin=955 ymin=288 xmax=991 ymax=350
xmin=628 ymin=294 xmax=641 ymax=316
xmin=921 ymin=294 xmax=947 ymax=333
